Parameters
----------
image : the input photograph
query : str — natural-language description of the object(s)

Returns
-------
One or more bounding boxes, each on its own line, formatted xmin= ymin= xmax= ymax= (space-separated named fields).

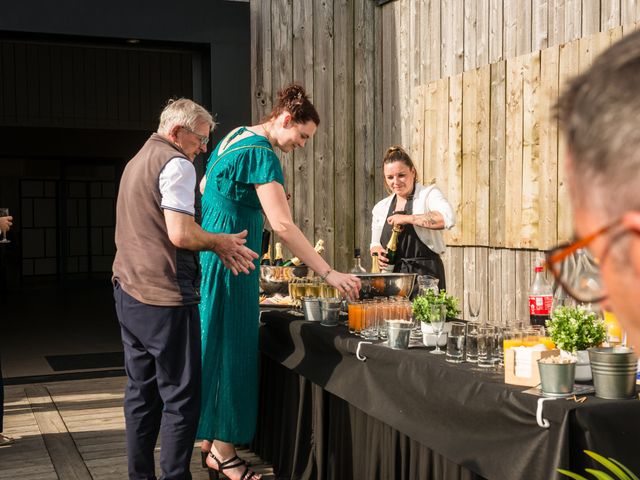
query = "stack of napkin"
xmin=513 ymin=344 xmax=549 ymax=377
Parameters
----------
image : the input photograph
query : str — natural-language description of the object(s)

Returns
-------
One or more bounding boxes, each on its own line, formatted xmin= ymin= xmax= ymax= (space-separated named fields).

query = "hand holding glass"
xmin=0 ymin=208 xmax=10 ymax=244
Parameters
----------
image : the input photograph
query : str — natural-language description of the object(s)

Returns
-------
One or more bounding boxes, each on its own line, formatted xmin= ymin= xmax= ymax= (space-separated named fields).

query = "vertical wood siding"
xmin=250 ymin=0 xmax=640 ymax=319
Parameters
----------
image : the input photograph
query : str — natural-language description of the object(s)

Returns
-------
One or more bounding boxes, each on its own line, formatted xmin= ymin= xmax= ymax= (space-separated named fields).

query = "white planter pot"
xmin=561 ymin=350 xmax=592 ymax=381
xmin=421 ymin=321 xmax=451 ymax=347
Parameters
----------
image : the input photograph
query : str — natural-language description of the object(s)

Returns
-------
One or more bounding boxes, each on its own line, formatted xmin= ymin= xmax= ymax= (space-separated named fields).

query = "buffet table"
xmin=253 ymin=309 xmax=640 ymax=480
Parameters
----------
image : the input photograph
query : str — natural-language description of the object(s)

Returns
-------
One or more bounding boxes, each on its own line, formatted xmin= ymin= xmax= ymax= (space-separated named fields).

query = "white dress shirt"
xmin=370 ymin=182 xmax=455 ymax=255
xmin=159 ymin=157 xmax=196 ymax=216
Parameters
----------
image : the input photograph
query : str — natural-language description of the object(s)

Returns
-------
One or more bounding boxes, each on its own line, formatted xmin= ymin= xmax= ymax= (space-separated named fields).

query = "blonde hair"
xmin=157 ymin=98 xmax=216 ymax=135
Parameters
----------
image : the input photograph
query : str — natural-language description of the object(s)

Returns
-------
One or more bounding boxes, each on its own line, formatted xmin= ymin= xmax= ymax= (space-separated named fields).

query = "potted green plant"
xmin=546 ymin=305 xmax=607 ymax=381
xmin=558 ymin=449 xmax=638 ymax=479
xmin=413 ymin=290 xmax=461 ymax=347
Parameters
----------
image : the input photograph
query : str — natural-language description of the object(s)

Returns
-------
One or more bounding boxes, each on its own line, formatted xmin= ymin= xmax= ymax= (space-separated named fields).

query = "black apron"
xmin=380 ymin=192 xmax=447 ymax=293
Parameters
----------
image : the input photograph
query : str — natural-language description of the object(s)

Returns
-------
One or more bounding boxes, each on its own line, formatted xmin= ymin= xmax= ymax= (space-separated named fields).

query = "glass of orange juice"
xmin=603 ymin=310 xmax=622 ymax=346
xmin=503 ymin=328 xmax=523 ymax=351
xmin=348 ymin=301 xmax=363 ymax=335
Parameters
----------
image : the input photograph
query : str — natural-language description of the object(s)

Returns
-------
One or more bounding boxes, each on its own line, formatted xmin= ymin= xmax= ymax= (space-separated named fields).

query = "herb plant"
xmin=412 ymin=289 xmax=461 ymax=323
xmin=546 ymin=306 xmax=606 ymax=353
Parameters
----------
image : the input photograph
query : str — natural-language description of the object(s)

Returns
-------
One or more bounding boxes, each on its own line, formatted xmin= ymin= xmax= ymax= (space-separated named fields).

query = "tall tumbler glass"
xmin=477 ymin=326 xmax=496 ymax=368
xmin=466 ymin=322 xmax=480 ymax=363
xmin=348 ymin=301 xmax=363 ymax=335
xmin=446 ymin=322 xmax=466 ymax=363
xmin=361 ymin=301 xmax=379 ymax=340
xmin=493 ymin=325 xmax=505 ymax=367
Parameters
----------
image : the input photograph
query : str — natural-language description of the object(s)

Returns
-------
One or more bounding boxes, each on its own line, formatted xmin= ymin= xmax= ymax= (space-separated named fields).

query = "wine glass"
xmin=0 ymin=208 xmax=10 ymax=244
xmin=467 ymin=291 xmax=481 ymax=322
xmin=430 ymin=304 xmax=446 ymax=354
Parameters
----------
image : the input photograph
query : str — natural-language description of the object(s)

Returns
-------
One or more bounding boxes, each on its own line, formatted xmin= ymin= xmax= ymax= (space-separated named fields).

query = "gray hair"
xmin=157 ymin=98 xmax=216 ymax=135
xmin=556 ymin=30 xmax=640 ymax=217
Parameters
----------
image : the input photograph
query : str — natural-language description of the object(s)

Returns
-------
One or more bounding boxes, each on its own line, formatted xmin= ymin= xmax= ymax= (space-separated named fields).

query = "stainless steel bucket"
xmin=589 ymin=347 xmax=638 ymax=399
xmin=537 ymin=360 xmax=576 ymax=395
xmin=302 ymin=297 xmax=322 ymax=322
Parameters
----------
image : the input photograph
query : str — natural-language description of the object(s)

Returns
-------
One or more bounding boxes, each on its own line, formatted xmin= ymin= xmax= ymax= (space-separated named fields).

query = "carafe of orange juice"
xmin=603 ymin=310 xmax=622 ymax=346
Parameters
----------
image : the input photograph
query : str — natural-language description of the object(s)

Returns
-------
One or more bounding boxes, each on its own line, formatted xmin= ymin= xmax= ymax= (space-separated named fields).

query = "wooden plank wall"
xmin=250 ymin=0 xmax=640 ymax=318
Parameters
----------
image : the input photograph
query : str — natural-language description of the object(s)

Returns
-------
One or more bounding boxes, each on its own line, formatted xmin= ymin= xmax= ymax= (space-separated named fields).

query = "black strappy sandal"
xmin=203 ymin=450 xmax=250 ymax=469
xmin=207 ymin=452 xmax=260 ymax=480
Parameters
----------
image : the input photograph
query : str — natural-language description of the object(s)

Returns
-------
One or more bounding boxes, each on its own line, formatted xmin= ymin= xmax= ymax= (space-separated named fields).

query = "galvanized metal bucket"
xmin=537 ymin=360 xmax=576 ymax=395
xmin=302 ymin=297 xmax=322 ymax=322
xmin=589 ymin=347 xmax=638 ymax=399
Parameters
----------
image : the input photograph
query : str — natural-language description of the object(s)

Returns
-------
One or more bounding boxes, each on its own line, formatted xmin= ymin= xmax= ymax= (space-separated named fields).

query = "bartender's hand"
xmin=370 ymin=245 xmax=389 ymax=270
xmin=387 ymin=213 xmax=413 ymax=226
xmin=325 ymin=270 xmax=361 ymax=301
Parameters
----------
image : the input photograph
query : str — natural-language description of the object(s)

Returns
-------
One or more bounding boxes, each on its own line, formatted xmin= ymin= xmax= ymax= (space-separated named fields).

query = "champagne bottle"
xmin=371 ymin=253 xmax=381 ymax=273
xmin=384 ymin=225 xmax=402 ymax=272
xmin=260 ymin=244 xmax=272 ymax=266
xmin=283 ymin=239 xmax=325 ymax=267
xmin=273 ymin=242 xmax=284 ymax=266
xmin=350 ymin=248 xmax=367 ymax=273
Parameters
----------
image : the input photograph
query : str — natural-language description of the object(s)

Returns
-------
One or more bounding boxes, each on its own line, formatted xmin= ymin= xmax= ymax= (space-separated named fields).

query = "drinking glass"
xmin=361 ymin=301 xmax=379 ymax=340
xmin=287 ymin=278 xmax=306 ymax=316
xmin=0 ymin=208 xmax=10 ymax=244
xmin=465 ymin=322 xmax=480 ymax=363
xmin=493 ymin=325 xmax=505 ymax=367
xmin=446 ymin=322 xmax=466 ymax=363
xmin=429 ymin=304 xmax=446 ymax=354
xmin=348 ymin=300 xmax=363 ymax=335
xmin=467 ymin=291 xmax=481 ymax=322
xmin=477 ymin=326 xmax=496 ymax=367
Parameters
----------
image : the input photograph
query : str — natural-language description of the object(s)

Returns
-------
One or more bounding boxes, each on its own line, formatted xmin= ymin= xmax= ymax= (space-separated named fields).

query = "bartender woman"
xmin=370 ymin=145 xmax=455 ymax=291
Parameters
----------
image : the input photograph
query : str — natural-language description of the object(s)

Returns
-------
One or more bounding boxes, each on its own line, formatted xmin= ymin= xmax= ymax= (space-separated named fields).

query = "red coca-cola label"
xmin=529 ymin=295 xmax=552 ymax=315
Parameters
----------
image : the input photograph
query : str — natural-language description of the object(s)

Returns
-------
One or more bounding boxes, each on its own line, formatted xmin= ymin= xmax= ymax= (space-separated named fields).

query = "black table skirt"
xmin=253 ymin=310 xmax=640 ymax=480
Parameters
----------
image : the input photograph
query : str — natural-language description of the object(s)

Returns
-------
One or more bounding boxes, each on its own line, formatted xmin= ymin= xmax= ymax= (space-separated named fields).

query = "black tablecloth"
xmin=254 ymin=310 xmax=640 ymax=480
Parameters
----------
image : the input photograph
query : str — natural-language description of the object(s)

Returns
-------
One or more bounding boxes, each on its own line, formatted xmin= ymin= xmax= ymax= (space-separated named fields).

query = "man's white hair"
xmin=157 ymin=98 xmax=215 ymax=135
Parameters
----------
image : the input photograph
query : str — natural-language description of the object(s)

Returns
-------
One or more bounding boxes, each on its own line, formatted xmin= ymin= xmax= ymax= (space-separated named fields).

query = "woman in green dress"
xmin=198 ymin=84 xmax=361 ymax=480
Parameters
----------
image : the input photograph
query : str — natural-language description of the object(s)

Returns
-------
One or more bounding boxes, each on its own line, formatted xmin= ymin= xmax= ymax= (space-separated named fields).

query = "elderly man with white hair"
xmin=112 ymin=98 xmax=258 ymax=480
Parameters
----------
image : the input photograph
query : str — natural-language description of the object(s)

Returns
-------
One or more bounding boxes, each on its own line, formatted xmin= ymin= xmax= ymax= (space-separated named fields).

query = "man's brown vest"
xmin=112 ymin=134 xmax=200 ymax=306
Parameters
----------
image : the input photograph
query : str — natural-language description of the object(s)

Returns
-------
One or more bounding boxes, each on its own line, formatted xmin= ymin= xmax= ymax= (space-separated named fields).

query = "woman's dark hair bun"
xmin=279 ymin=84 xmax=306 ymax=103
xmin=269 ymin=83 xmax=320 ymax=126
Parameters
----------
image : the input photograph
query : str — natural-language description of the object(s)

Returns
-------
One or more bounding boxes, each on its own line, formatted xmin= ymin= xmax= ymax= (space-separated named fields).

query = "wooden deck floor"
xmin=0 ymin=376 xmax=273 ymax=479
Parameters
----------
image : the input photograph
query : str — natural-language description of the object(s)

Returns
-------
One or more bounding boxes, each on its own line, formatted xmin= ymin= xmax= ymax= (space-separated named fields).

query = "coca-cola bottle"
xmin=529 ymin=266 xmax=553 ymax=327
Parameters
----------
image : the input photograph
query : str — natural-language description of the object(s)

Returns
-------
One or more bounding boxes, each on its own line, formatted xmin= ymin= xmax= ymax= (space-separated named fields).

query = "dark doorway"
xmin=0 ymin=33 xmax=212 ymax=380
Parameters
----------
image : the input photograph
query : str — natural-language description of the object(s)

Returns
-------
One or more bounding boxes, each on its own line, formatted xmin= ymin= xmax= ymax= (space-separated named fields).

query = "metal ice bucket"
xmin=353 ymin=273 xmax=417 ymax=299
xmin=259 ymin=265 xmax=312 ymax=295
xmin=589 ymin=347 xmax=638 ymax=399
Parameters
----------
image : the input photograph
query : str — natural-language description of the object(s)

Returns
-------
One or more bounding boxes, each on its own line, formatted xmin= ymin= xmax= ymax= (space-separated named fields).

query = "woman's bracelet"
xmin=320 ymin=268 xmax=333 ymax=281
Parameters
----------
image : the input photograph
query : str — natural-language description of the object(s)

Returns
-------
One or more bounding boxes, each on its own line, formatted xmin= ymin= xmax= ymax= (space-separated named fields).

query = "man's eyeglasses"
xmin=545 ymin=219 xmax=626 ymax=304
xmin=181 ymin=126 xmax=209 ymax=146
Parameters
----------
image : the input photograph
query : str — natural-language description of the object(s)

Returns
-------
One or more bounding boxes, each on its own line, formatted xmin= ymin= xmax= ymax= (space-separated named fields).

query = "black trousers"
xmin=114 ymin=283 xmax=202 ymax=480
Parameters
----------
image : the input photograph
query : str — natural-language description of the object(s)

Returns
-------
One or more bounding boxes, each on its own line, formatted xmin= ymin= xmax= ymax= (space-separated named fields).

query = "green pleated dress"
xmin=197 ymin=128 xmax=284 ymax=443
